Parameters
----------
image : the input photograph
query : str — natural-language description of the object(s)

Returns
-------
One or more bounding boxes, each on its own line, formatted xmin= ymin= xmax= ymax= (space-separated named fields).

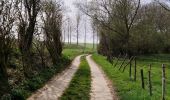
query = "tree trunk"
xmin=69 ymin=26 xmax=72 ymax=44
xmin=21 ymin=20 xmax=36 ymax=78
xmin=93 ymin=29 xmax=95 ymax=49
xmin=0 ymin=55 xmax=10 ymax=97
xmin=77 ymin=26 xmax=79 ymax=45
xmin=0 ymin=36 xmax=10 ymax=97
xmin=67 ymin=20 xmax=70 ymax=44
xmin=84 ymin=19 xmax=87 ymax=51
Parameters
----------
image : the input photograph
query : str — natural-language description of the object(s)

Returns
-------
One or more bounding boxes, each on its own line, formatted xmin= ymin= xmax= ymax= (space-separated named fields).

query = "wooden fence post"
xmin=141 ymin=69 xmax=145 ymax=89
xmin=162 ymin=64 xmax=165 ymax=100
xmin=134 ymin=57 xmax=137 ymax=81
xmin=148 ymin=69 xmax=152 ymax=96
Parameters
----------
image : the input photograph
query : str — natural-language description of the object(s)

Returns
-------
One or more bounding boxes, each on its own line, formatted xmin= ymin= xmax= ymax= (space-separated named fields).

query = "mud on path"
xmin=27 ymin=55 xmax=82 ymax=100
xmin=86 ymin=55 xmax=118 ymax=100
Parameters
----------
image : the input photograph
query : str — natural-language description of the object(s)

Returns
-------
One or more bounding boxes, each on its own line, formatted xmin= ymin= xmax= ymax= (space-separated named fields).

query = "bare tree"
xmin=155 ymin=0 xmax=170 ymax=11
xmin=42 ymin=0 xmax=63 ymax=65
xmin=33 ymin=29 xmax=46 ymax=69
xmin=16 ymin=0 xmax=41 ymax=77
xmin=0 ymin=0 xmax=16 ymax=96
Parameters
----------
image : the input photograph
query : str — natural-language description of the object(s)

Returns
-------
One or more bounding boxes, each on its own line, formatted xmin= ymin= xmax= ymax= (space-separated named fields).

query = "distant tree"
xmin=91 ymin=20 xmax=96 ymax=50
xmin=76 ymin=11 xmax=81 ymax=45
xmin=67 ymin=18 xmax=70 ymax=44
xmin=69 ymin=23 xmax=72 ymax=44
xmin=84 ymin=17 xmax=87 ymax=51
xmin=62 ymin=27 xmax=66 ymax=43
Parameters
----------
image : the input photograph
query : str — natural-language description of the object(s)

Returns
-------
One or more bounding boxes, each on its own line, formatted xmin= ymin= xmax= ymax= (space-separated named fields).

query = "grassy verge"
xmin=92 ymin=54 xmax=170 ymax=100
xmin=60 ymin=56 xmax=91 ymax=100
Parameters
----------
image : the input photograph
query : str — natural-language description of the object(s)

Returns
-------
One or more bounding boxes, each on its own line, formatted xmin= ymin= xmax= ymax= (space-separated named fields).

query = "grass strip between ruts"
xmin=60 ymin=56 xmax=91 ymax=100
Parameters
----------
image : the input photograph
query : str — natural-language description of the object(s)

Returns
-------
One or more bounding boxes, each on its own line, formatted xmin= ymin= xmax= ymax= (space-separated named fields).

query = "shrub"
xmin=1 ymin=94 xmax=12 ymax=100
xmin=11 ymin=89 xmax=27 ymax=100
xmin=27 ymin=77 xmax=43 ymax=92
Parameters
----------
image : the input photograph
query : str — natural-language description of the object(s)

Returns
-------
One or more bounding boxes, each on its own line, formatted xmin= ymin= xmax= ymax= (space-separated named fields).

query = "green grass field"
xmin=64 ymin=43 xmax=97 ymax=53
xmin=92 ymin=54 xmax=170 ymax=100
xmin=62 ymin=49 xmax=82 ymax=60
xmin=60 ymin=56 xmax=91 ymax=100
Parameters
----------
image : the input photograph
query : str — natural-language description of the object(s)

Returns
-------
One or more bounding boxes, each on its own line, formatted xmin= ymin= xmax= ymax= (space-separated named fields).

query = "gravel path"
xmin=27 ymin=55 xmax=82 ymax=100
xmin=86 ymin=55 xmax=118 ymax=100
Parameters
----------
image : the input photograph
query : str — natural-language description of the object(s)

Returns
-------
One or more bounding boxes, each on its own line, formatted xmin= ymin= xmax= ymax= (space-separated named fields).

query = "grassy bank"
xmin=92 ymin=54 xmax=170 ymax=100
xmin=60 ymin=56 xmax=91 ymax=100
xmin=2 ymin=49 xmax=82 ymax=100
xmin=7 ymin=57 xmax=70 ymax=100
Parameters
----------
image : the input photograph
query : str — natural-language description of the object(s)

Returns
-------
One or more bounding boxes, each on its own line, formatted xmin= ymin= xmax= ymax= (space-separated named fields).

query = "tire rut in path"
xmin=27 ymin=55 xmax=82 ymax=100
xmin=86 ymin=55 xmax=118 ymax=100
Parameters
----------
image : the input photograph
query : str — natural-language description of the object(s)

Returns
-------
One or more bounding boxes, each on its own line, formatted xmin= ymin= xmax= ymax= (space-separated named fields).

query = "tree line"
xmin=78 ymin=0 xmax=170 ymax=60
xmin=0 ymin=0 xmax=63 ymax=98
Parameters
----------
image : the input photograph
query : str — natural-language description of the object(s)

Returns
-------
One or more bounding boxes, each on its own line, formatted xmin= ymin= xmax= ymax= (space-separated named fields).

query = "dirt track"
xmin=28 ymin=55 xmax=118 ymax=100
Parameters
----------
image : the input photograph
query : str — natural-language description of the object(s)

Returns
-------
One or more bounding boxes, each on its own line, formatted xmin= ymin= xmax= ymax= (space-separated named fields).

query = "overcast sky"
xmin=62 ymin=0 xmax=154 ymax=43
